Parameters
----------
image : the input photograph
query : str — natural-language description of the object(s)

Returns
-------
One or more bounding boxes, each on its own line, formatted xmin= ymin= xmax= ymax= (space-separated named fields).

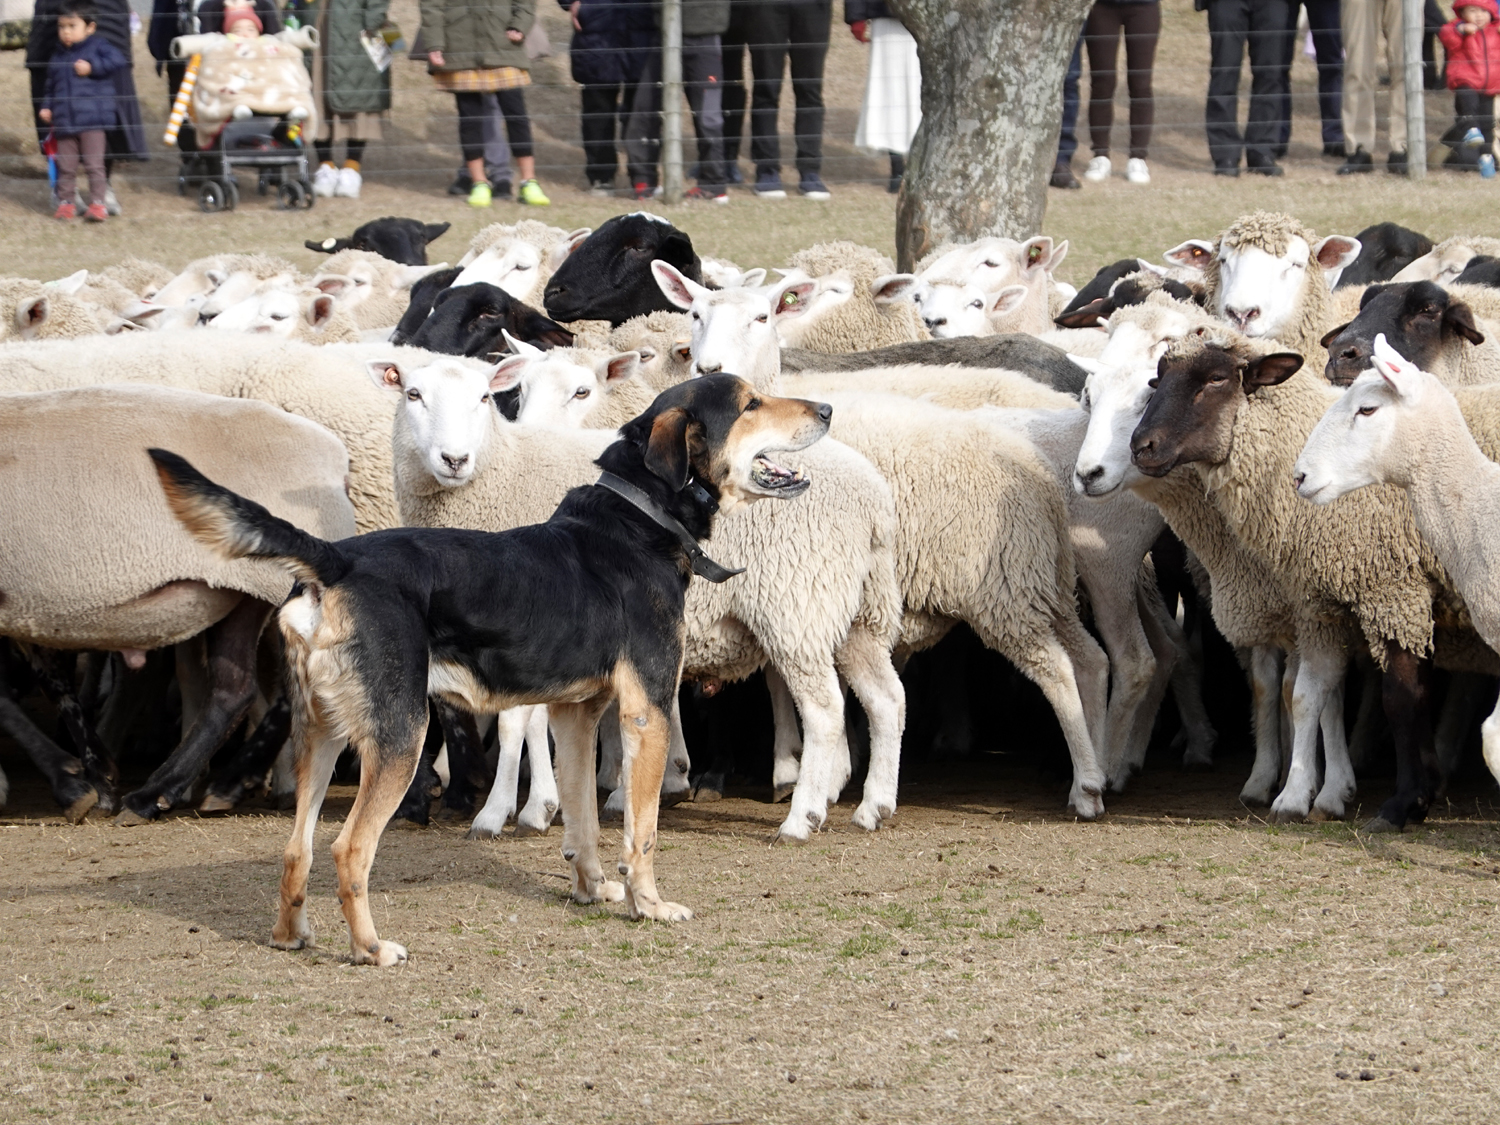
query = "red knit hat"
xmin=224 ymin=4 xmax=263 ymax=34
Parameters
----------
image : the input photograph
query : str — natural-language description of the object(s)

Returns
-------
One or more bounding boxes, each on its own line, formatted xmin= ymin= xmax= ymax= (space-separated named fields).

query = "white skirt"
xmin=854 ymin=18 xmax=922 ymax=157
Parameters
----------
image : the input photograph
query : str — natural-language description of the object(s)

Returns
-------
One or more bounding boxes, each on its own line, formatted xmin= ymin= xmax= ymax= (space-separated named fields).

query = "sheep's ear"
xmin=601 ymin=351 xmax=640 ymax=385
xmin=1163 ymin=240 xmax=1216 ymax=272
xmin=313 ymin=274 xmax=354 ymax=298
xmin=1242 ymin=352 xmax=1303 ymax=391
xmin=1067 ymin=354 xmax=1105 ymax=375
xmin=457 ymin=248 xmax=478 ymax=268
xmin=307 ymin=294 xmax=336 ymax=329
xmin=48 ymin=269 xmax=89 ymax=295
xmin=988 ymin=285 xmax=1030 ymax=319
xmin=120 ymin=298 xmax=165 ymax=322
xmin=424 ymin=222 xmax=451 ymax=245
xmin=1371 ymin=333 xmax=1418 ymax=394
xmin=16 ymin=296 xmax=48 ymax=335
xmin=634 ymin=343 xmax=659 ymax=365
xmin=672 ymin=340 xmax=693 ymax=364
xmin=773 ymin=280 xmax=817 ymax=321
xmin=500 ymin=329 xmax=545 ymax=357
xmin=643 ymin=406 xmax=691 ymax=489
xmin=1443 ymin=300 xmax=1486 ymax=346
xmin=1020 ymin=236 xmax=1060 ymax=276
xmin=652 ymin=260 xmax=707 ymax=309
xmin=740 ymin=267 xmax=767 ymax=289
xmin=871 ymin=273 xmax=919 ymax=305
xmin=1318 ymin=321 xmax=1352 ymax=349
xmin=1314 ymin=236 xmax=1362 ymax=274
xmin=1054 ymin=298 xmax=1108 ymax=329
xmin=366 ymin=360 xmax=405 ymax=392
xmin=549 ymin=228 xmax=593 ymax=272
xmin=205 ymin=267 xmax=230 ymax=290
xmin=1135 ymin=258 xmax=1169 ymax=278
xmin=489 ymin=354 xmax=530 ymax=393
xmin=305 ymin=237 xmax=351 ymax=255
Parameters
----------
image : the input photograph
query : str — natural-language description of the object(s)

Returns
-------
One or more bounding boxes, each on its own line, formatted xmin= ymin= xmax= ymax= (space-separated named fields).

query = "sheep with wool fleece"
xmin=1391 ymin=234 xmax=1500 ymax=285
xmin=608 ymin=310 xmax=694 ymax=391
xmin=769 ymin=242 xmax=928 ymax=353
xmin=1295 ymin=335 xmax=1500 ymax=785
xmin=1321 ymin=281 xmax=1500 ymax=390
xmin=0 ymin=277 xmax=110 ymax=341
xmin=208 ymin=284 xmax=361 ymax=344
xmin=659 ymin=262 xmax=1108 ymax=816
xmin=144 ymin=253 xmax=305 ymax=330
xmin=453 ymin=220 xmax=589 ymax=304
xmin=390 ymin=352 xmax=904 ymax=839
xmin=871 ymin=236 xmax=1069 ymax=338
xmin=506 ymin=337 xmax=656 ymax=432
xmin=99 ymin=257 xmax=175 ymax=300
xmin=309 ymin=249 xmax=450 ymax=333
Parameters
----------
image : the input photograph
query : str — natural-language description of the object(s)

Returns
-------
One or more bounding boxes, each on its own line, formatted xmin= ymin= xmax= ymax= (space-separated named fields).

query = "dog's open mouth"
xmin=750 ymin=454 xmax=810 ymax=494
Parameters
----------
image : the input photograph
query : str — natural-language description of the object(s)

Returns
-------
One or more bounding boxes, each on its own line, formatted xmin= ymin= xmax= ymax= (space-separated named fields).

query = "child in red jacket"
xmin=1440 ymin=0 xmax=1500 ymax=171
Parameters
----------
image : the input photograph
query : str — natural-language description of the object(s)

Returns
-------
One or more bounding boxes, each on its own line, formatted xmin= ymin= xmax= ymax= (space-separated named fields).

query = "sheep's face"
xmin=512 ymin=351 xmax=640 ymax=429
xmin=1392 ymin=244 xmax=1475 ymax=286
xmin=1217 ymin=239 xmax=1311 ymax=339
xmin=651 ymin=262 xmax=782 ymax=388
xmin=898 ymin=280 xmax=1029 ymax=337
xmin=1321 ymin=282 xmax=1484 ymax=386
xmin=199 ymin=271 xmax=297 ymax=322
xmin=1073 ymin=309 xmax=1198 ymax=496
xmin=208 ymin=289 xmax=335 ymax=338
xmin=1296 ymin=336 xmax=1429 ymax=503
xmin=373 ymin=358 xmax=507 ymax=487
xmin=455 ymin=238 xmax=546 ymax=303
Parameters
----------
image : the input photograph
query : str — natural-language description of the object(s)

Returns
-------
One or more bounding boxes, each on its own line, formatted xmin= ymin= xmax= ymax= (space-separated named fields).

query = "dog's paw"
xmin=352 ymin=939 xmax=408 ymax=967
xmin=632 ymin=898 xmax=694 ymax=923
xmin=270 ymin=930 xmax=312 ymax=952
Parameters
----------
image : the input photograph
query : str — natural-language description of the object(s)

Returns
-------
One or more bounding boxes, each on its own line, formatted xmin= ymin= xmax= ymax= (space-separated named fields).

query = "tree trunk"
xmin=887 ymin=0 xmax=1093 ymax=270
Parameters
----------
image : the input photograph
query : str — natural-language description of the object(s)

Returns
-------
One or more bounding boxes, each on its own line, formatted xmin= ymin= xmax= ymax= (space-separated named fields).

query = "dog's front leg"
xmin=616 ymin=689 xmax=692 ymax=923
xmin=552 ymin=698 xmax=623 ymax=904
xmin=271 ymin=717 xmax=345 ymax=952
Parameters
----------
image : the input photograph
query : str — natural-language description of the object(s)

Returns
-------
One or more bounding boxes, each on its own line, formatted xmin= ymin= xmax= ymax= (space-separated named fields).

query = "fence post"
xmin=1403 ymin=0 xmax=1426 ymax=179
xmin=662 ymin=0 xmax=685 ymax=202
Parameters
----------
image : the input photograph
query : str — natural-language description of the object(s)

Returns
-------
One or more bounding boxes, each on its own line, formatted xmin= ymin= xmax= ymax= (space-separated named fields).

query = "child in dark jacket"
xmin=1439 ymin=0 xmax=1500 ymax=171
xmin=39 ymin=0 xmax=127 ymax=220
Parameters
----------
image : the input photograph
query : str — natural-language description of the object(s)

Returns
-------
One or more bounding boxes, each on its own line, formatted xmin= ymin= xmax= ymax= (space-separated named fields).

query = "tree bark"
xmin=887 ymin=0 xmax=1093 ymax=270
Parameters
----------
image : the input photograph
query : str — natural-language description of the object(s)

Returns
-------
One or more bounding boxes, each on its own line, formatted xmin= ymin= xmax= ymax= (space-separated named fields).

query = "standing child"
xmin=39 ymin=0 xmax=126 ymax=221
xmin=1439 ymin=0 xmax=1500 ymax=173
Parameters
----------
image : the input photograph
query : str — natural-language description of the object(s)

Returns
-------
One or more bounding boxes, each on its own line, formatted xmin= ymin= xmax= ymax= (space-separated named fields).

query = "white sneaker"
xmin=1083 ymin=155 xmax=1112 ymax=182
xmin=312 ymin=163 xmax=338 ymax=197
xmin=1125 ymin=157 xmax=1151 ymax=184
xmin=335 ymin=167 xmax=362 ymax=198
xmin=103 ymin=184 xmax=121 ymax=215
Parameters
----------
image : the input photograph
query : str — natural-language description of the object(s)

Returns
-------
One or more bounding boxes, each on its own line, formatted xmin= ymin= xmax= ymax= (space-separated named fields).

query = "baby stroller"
xmin=176 ymin=115 xmax=315 ymax=213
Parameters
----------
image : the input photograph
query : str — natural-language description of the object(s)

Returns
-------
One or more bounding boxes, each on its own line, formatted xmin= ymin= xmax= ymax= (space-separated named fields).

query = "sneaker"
xmin=1464 ymin=127 xmax=1487 ymax=148
xmin=312 ymin=162 xmax=339 ymax=197
xmin=754 ymin=170 xmax=787 ymax=199
xmin=1322 ymin=142 xmax=1346 ymax=159
xmin=103 ymin=184 xmax=121 ymax=215
xmin=1246 ymin=158 xmax=1284 ymax=177
xmin=685 ymin=186 xmax=729 ymax=204
xmin=1387 ymin=150 xmax=1409 ymax=174
xmin=517 ymin=179 xmax=551 ymax=206
xmin=1482 ymin=153 xmax=1497 ymax=179
xmin=54 ymin=200 xmax=76 ymax=221
xmin=725 ymin=164 xmax=745 ymax=186
xmin=448 ymin=172 xmax=472 ymax=196
xmin=1337 ymin=148 xmax=1374 ymax=175
xmin=467 ymin=181 xmax=492 ymax=208
xmin=633 ymin=181 xmax=655 ymax=200
xmin=84 ymin=201 xmax=107 ymax=222
xmin=1125 ymin=157 xmax=1150 ymax=184
xmin=588 ymin=181 xmax=615 ymax=197
xmin=1083 ymin=155 xmax=1112 ymax=182
xmin=798 ymin=173 xmax=831 ymax=200
xmin=1049 ymin=162 xmax=1081 ymax=190
xmin=335 ymin=167 xmax=362 ymax=198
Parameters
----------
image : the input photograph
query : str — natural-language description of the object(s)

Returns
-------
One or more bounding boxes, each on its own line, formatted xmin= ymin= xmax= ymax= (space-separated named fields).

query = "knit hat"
xmin=224 ymin=4 xmax=263 ymax=34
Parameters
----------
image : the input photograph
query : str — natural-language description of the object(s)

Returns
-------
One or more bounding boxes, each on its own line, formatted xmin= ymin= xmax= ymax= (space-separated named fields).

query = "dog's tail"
xmin=148 ymin=448 xmax=351 ymax=588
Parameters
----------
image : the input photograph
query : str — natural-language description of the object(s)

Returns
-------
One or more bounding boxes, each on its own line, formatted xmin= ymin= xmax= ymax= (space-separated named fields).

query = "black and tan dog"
xmin=148 ymin=375 xmax=830 ymax=965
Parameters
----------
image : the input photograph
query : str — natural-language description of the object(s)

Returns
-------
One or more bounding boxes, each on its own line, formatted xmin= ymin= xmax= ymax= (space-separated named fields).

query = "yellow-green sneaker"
xmin=467 ymin=181 xmax=492 ymax=208
xmin=517 ymin=179 xmax=551 ymax=206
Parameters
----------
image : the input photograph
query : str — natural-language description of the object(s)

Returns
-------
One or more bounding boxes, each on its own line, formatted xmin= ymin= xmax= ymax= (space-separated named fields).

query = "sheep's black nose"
xmin=1077 ymin=464 xmax=1105 ymax=486
xmin=441 ymin=452 xmax=469 ymax=473
xmin=815 ymin=402 xmax=833 ymax=424
xmin=924 ymin=317 xmax=946 ymax=330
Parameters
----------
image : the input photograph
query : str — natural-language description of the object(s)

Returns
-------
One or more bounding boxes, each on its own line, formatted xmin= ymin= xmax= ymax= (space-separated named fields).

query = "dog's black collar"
xmin=595 ymin=471 xmax=746 ymax=583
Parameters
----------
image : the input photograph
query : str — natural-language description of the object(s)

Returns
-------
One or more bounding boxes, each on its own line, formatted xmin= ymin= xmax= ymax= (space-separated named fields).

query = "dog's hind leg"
xmin=271 ymin=713 xmax=345 ymax=952
xmin=515 ymin=706 xmax=559 ymax=835
xmin=837 ymin=624 xmax=906 ymax=832
xmin=553 ymin=697 xmax=623 ymax=905
xmin=468 ymin=706 xmax=528 ymax=839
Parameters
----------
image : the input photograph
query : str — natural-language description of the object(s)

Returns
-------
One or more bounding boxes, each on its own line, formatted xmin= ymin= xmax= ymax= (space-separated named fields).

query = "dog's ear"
xmin=644 ymin=407 xmax=691 ymax=490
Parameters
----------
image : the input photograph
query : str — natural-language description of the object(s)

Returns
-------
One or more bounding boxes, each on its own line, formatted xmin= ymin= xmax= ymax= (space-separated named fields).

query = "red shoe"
xmin=54 ymin=201 xmax=77 ymax=220
xmin=84 ymin=202 xmax=108 ymax=222
xmin=632 ymin=181 xmax=653 ymax=200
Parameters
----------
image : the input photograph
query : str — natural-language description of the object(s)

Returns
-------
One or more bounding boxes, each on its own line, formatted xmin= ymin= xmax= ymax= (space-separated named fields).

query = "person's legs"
xmin=785 ymin=0 xmax=830 ymax=178
xmin=54 ymin=135 xmax=80 ymax=212
xmin=1449 ymin=87 xmax=1484 ymax=165
xmin=455 ymin=91 xmax=489 ymax=184
xmin=1380 ymin=0 xmax=1407 ymax=155
xmin=479 ymin=93 xmax=513 ymax=184
xmin=344 ymin=138 xmax=366 ymax=169
xmin=1084 ymin=3 xmax=1124 ymax=157
xmin=1305 ymin=0 xmax=1346 ymax=148
xmin=580 ymin=83 xmax=621 ymax=186
xmin=79 ymin=129 xmax=108 ymax=207
xmin=748 ymin=1 xmax=793 ymax=176
xmin=1341 ymin=0 xmax=1377 ymax=154
xmin=496 ymin=88 xmax=537 ymax=181
xmin=1245 ymin=0 xmax=1292 ymax=166
xmin=1273 ymin=1 xmax=1300 ymax=152
xmin=624 ymin=48 xmax=664 ymax=188
xmin=1205 ymin=0 xmax=1250 ymax=169
xmin=1057 ymin=35 xmax=1083 ymax=168
xmin=683 ymin=35 xmax=727 ymax=192
xmin=721 ymin=2 xmax=750 ymax=167
xmin=1121 ymin=1 xmax=1159 ymax=160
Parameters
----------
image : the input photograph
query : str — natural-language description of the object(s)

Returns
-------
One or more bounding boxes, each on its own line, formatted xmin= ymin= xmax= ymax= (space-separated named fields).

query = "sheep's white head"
xmin=871 ymin=236 xmax=1066 ymax=336
xmin=454 ymin=227 xmax=588 ymax=302
xmin=197 ymin=269 xmax=299 ymax=321
xmin=1164 ymin=232 xmax=1360 ymax=340
xmin=372 ymin=357 xmax=511 ymax=487
xmin=313 ymin=260 xmax=446 ymax=310
xmin=510 ymin=345 xmax=642 ymax=429
xmin=208 ymin=289 xmax=336 ymax=337
xmin=1391 ymin=244 xmax=1474 ymax=286
xmin=651 ymin=260 xmax=783 ymax=387
xmin=1294 ymin=334 xmax=1429 ymax=503
xmin=1073 ymin=302 xmax=1203 ymax=496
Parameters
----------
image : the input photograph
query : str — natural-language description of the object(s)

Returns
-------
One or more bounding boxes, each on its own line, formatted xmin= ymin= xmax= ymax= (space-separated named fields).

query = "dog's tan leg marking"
xmin=271 ymin=714 xmax=344 ymax=952
xmin=615 ymin=665 xmax=691 ymax=922
xmin=331 ymin=730 xmax=425 ymax=967
xmin=552 ymin=697 xmax=623 ymax=905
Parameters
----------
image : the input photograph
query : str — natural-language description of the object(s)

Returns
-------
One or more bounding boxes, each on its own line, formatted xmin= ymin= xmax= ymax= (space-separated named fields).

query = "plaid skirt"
xmin=431 ymin=67 xmax=531 ymax=94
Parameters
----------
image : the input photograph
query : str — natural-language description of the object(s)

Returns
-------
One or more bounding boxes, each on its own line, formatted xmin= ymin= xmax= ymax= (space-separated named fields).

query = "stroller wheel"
xmin=198 ymin=181 xmax=225 ymax=213
xmin=225 ymin=179 xmax=240 ymax=211
xmin=257 ymin=172 xmax=271 ymax=197
xmin=279 ymin=180 xmax=309 ymax=210
xmin=177 ymin=174 xmax=187 ymax=197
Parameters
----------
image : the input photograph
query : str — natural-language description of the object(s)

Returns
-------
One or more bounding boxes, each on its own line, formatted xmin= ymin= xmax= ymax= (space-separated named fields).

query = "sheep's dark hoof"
xmin=1180 ymin=757 xmax=1214 ymax=772
xmin=1362 ymin=816 xmax=1403 ymax=834
xmin=197 ymin=792 xmax=237 ymax=814
xmin=659 ymin=787 xmax=691 ymax=809
xmin=1268 ymin=808 xmax=1305 ymax=825
xmin=62 ymin=786 xmax=100 ymax=825
xmin=433 ymin=804 xmax=472 ymax=825
xmin=112 ymin=807 xmax=152 ymax=828
xmin=599 ymin=805 xmax=624 ymax=824
xmin=692 ymin=773 xmax=725 ymax=802
xmin=771 ymin=782 xmax=795 ymax=804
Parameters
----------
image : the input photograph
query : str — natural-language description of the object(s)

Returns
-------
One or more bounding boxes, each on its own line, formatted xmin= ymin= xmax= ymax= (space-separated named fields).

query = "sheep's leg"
xmin=1269 ymin=644 xmax=1341 ymax=822
xmin=270 ymin=740 xmax=298 ymax=809
xmin=1312 ymin=674 xmax=1356 ymax=820
xmin=0 ymin=648 xmax=97 ymax=822
xmin=1239 ymin=646 xmax=1284 ymax=806
xmin=1278 ymin=650 xmax=1299 ymax=790
xmin=1367 ymin=644 xmax=1438 ymax=832
xmin=771 ymin=660 xmax=849 ymax=843
xmin=25 ymin=647 xmax=119 ymax=814
xmin=1436 ymin=671 xmax=1492 ymax=790
xmin=434 ymin=703 xmax=490 ymax=821
xmin=390 ymin=704 xmax=442 ymax=826
xmin=467 ymin=706 xmax=530 ymax=838
xmin=116 ymin=598 xmax=273 ymax=825
xmin=199 ymin=694 xmax=293 ymax=811
xmin=515 ymin=706 xmax=560 ymax=835
xmin=761 ymin=667 xmax=804 ymax=802
xmin=553 ymin=696 xmax=624 ymax=906
xmin=0 ymin=762 xmax=8 ymax=809
xmin=1087 ymin=567 xmax=1159 ymax=794
xmin=596 ymin=700 xmax=622 ymax=795
xmin=690 ymin=685 xmax=737 ymax=802
xmin=270 ymin=718 xmax=345 ymax=953
xmin=837 ymin=623 xmax=906 ymax=831
xmin=1479 ymin=694 xmax=1500 ymax=789
xmin=175 ymin=634 xmax=209 ymax=742
xmin=1147 ymin=586 xmax=1217 ymax=768
xmin=1346 ymin=656 xmax=1386 ymax=772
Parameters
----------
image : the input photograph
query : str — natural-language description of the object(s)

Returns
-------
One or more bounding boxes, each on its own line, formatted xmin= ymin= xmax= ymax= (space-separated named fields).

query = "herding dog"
xmin=148 ymin=375 xmax=831 ymax=965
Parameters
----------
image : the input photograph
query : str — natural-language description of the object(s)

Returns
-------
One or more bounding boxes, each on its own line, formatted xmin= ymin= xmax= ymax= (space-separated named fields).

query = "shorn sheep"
xmin=1295 ymin=334 xmax=1500 ymax=787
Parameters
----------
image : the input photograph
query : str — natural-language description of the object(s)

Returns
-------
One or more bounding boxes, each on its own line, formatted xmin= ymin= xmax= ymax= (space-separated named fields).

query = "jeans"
xmin=1275 ymin=1 xmax=1344 ymax=149
xmin=747 ymin=0 xmax=831 ymax=176
xmin=580 ymin=83 xmax=626 ymax=186
xmin=1204 ymin=0 xmax=1292 ymax=167
xmin=1058 ymin=36 xmax=1083 ymax=165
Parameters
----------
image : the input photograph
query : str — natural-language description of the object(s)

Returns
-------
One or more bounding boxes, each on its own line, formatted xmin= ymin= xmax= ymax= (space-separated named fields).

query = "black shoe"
xmin=725 ymin=163 xmax=745 ymax=186
xmin=1387 ymin=150 xmax=1409 ymax=174
xmin=1247 ymin=158 xmax=1284 ymax=177
xmin=1213 ymin=163 xmax=1241 ymax=177
xmin=1050 ymin=163 xmax=1081 ymax=189
xmin=1338 ymin=149 xmax=1374 ymax=175
xmin=1323 ymin=142 xmax=1346 ymax=159
xmin=491 ymin=181 xmax=512 ymax=201
xmin=448 ymin=173 xmax=472 ymax=196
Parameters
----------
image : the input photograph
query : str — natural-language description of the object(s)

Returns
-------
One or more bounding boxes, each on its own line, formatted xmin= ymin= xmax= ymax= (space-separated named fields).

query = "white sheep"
xmin=207 ymin=285 xmax=361 ymax=343
xmin=452 ymin=221 xmax=589 ymax=303
xmin=767 ymin=242 xmax=929 ymax=353
xmin=0 ymin=277 xmax=110 ymax=341
xmin=309 ymin=249 xmax=448 ymax=333
xmin=871 ymin=236 xmax=1070 ymax=338
xmin=1391 ymin=234 xmax=1500 ymax=285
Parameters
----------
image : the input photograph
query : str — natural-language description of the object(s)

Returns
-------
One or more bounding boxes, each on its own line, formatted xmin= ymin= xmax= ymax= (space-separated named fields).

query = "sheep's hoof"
xmin=197 ymin=792 xmax=236 ymax=814
xmin=433 ymin=804 xmax=472 ymax=825
xmin=465 ymin=825 xmax=501 ymax=841
xmin=692 ymin=773 xmax=725 ymax=802
xmin=659 ymin=787 xmax=691 ymax=809
xmin=63 ymin=787 xmax=100 ymax=825
xmin=111 ymin=806 xmax=152 ymax=828
xmin=387 ymin=814 xmax=429 ymax=831
xmin=274 ymin=790 xmax=297 ymax=811
xmin=771 ymin=782 xmax=795 ymax=804
xmin=512 ymin=819 xmax=551 ymax=838
xmin=599 ymin=805 xmax=624 ymax=824
xmin=1180 ymin=756 xmax=1214 ymax=772
xmin=1268 ymin=807 xmax=1307 ymax=825
xmin=1362 ymin=816 xmax=1403 ymax=834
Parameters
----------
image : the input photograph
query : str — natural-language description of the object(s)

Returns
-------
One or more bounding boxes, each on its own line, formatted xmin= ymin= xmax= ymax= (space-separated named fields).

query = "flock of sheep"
xmin=3 ymin=207 xmax=1499 ymax=857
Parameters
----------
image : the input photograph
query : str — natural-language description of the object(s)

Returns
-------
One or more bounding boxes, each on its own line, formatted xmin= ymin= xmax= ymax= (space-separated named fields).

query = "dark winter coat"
xmin=844 ymin=0 xmax=891 ymax=21
xmin=43 ymin=35 xmax=128 ymax=135
xmin=1440 ymin=0 xmax=1500 ymax=96
xmin=27 ymin=0 xmax=148 ymax=159
xmin=420 ymin=0 xmax=535 ymax=71
xmin=561 ymin=0 xmax=630 ymax=86
xmin=303 ymin=0 xmax=392 ymax=114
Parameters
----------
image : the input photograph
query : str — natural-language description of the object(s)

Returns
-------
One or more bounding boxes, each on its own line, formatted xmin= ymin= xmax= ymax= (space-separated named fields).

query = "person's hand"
xmin=428 ymin=49 xmax=444 ymax=66
xmin=74 ymin=58 xmax=92 ymax=76
xmin=570 ymin=0 xmax=581 ymax=31
xmin=507 ymin=28 xmax=523 ymax=42
xmin=1461 ymin=21 xmax=1477 ymax=32
xmin=38 ymin=107 xmax=51 ymax=123
xmin=851 ymin=20 xmax=869 ymax=43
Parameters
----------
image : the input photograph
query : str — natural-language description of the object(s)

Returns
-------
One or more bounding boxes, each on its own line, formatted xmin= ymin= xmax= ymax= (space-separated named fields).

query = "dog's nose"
xmin=441 ymin=452 xmax=469 ymax=473
xmin=814 ymin=402 xmax=833 ymax=424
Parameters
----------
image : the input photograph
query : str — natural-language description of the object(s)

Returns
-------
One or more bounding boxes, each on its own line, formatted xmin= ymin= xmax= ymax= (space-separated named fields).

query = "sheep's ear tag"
xmin=321 ymin=238 xmax=337 ymax=250
xmin=366 ymin=360 xmax=403 ymax=391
